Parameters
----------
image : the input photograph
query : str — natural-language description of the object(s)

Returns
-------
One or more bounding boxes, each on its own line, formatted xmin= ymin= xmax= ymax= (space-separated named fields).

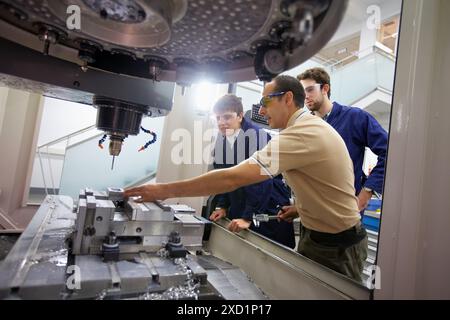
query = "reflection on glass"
xmin=233 ymin=0 xmax=401 ymax=288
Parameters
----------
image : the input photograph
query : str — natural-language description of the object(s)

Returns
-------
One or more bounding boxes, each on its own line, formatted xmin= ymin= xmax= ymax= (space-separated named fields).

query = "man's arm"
xmin=214 ymin=193 xmax=230 ymax=210
xmin=124 ymin=159 xmax=270 ymax=202
xmin=356 ymin=111 xmax=388 ymax=210
xmin=209 ymin=193 xmax=229 ymax=222
xmin=363 ymin=113 xmax=388 ymax=194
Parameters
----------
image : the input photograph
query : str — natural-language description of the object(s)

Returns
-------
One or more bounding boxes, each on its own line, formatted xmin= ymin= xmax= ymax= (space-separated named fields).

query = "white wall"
xmin=156 ymin=83 xmax=228 ymax=214
xmin=37 ymin=97 xmax=97 ymax=146
xmin=0 ymin=88 xmax=42 ymax=226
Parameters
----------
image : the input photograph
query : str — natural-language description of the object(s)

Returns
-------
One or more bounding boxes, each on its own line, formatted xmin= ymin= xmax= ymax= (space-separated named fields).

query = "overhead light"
xmin=337 ymin=48 xmax=348 ymax=55
xmin=193 ymin=81 xmax=222 ymax=113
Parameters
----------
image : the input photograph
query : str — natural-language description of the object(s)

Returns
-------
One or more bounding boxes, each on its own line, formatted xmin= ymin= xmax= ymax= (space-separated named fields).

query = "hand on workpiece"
xmin=277 ymin=205 xmax=298 ymax=222
xmin=209 ymin=208 xmax=227 ymax=222
xmin=228 ymin=219 xmax=251 ymax=233
xmin=124 ymin=184 xmax=167 ymax=202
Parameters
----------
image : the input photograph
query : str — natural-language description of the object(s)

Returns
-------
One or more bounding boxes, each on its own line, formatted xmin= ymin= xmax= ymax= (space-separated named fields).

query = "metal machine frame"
xmin=0 ymin=188 xmax=371 ymax=300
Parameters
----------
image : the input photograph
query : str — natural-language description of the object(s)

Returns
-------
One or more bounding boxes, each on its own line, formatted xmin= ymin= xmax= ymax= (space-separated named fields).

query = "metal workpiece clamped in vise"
xmin=72 ymin=187 xmax=207 ymax=257
xmin=0 ymin=188 xmax=269 ymax=300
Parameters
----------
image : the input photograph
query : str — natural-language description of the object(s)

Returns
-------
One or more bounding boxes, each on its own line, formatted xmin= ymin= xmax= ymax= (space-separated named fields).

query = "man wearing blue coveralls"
xmin=298 ymin=68 xmax=388 ymax=212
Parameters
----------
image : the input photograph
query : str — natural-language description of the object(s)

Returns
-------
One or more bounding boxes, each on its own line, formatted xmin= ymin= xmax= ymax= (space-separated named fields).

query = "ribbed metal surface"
xmin=0 ymin=0 xmax=349 ymax=82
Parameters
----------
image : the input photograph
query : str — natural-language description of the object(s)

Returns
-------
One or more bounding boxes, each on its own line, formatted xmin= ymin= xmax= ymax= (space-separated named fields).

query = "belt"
xmin=302 ymin=222 xmax=367 ymax=248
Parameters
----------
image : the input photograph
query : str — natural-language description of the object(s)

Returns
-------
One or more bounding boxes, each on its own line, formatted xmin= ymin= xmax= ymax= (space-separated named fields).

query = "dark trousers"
xmin=297 ymin=223 xmax=368 ymax=282
xmin=250 ymin=219 xmax=296 ymax=249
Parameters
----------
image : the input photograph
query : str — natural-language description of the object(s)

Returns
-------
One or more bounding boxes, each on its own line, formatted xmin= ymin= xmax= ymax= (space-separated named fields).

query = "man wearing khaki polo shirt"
xmin=125 ymin=75 xmax=368 ymax=282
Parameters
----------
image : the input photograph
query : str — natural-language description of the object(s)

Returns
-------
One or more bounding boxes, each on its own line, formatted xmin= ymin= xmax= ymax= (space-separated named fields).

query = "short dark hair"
xmin=272 ymin=75 xmax=305 ymax=108
xmin=213 ymin=94 xmax=243 ymax=114
xmin=297 ymin=67 xmax=331 ymax=98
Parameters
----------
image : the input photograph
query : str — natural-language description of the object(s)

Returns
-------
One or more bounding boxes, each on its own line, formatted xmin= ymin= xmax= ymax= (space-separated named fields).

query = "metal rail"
xmin=205 ymin=219 xmax=371 ymax=300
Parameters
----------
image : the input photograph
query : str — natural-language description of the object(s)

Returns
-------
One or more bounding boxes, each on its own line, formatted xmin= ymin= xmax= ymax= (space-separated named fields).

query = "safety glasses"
xmin=259 ymin=91 xmax=286 ymax=107
xmin=304 ymin=83 xmax=322 ymax=95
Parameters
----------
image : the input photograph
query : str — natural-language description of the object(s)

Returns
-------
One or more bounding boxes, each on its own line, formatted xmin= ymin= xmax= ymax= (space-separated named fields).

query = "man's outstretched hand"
xmin=124 ymin=184 xmax=168 ymax=202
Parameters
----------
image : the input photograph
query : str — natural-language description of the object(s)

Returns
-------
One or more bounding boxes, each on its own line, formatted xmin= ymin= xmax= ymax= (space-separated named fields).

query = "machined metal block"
xmin=155 ymin=201 xmax=174 ymax=212
xmin=115 ymin=260 xmax=152 ymax=294
xmin=79 ymin=196 xmax=97 ymax=254
xmin=126 ymin=200 xmax=174 ymax=221
xmin=174 ymin=214 xmax=202 ymax=224
xmin=79 ymin=189 xmax=107 ymax=200
xmin=78 ymin=188 xmax=94 ymax=200
xmin=72 ymin=199 xmax=87 ymax=255
xmin=107 ymin=187 xmax=124 ymax=202
xmin=93 ymin=190 xmax=108 ymax=200
xmin=93 ymin=200 xmax=116 ymax=237
xmin=86 ymin=195 xmax=96 ymax=209
xmin=73 ymin=255 xmax=114 ymax=299
xmin=149 ymin=256 xmax=189 ymax=290
xmin=95 ymin=199 xmax=116 ymax=220
xmin=168 ymin=204 xmax=196 ymax=214
xmin=110 ymin=220 xmax=182 ymax=237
